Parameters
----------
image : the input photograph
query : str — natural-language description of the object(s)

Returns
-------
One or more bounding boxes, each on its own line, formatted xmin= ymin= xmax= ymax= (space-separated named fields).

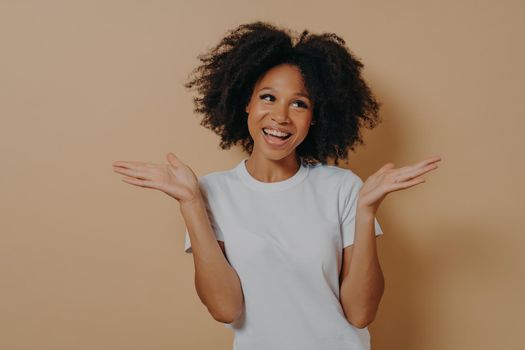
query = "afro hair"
xmin=184 ymin=21 xmax=383 ymax=166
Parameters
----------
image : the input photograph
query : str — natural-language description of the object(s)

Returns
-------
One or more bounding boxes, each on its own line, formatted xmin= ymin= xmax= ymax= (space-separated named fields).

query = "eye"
xmin=260 ymin=94 xmax=309 ymax=109
xmin=259 ymin=94 xmax=275 ymax=102
xmin=293 ymin=100 xmax=309 ymax=109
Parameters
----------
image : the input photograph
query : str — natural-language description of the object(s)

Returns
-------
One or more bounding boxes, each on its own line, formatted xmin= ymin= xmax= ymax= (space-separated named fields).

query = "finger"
xmin=395 ymin=162 xmax=438 ymax=183
xmin=376 ymin=162 xmax=395 ymax=175
xmin=418 ymin=155 xmax=442 ymax=167
xmin=411 ymin=162 xmax=439 ymax=177
xmin=391 ymin=175 xmax=426 ymax=191
xmin=112 ymin=160 xmax=156 ymax=173
xmin=396 ymin=154 xmax=441 ymax=178
xmin=121 ymin=176 xmax=156 ymax=189
xmin=112 ymin=160 xmax=149 ymax=168
xmin=113 ymin=166 xmax=151 ymax=180
xmin=399 ymin=156 xmax=441 ymax=175
xmin=166 ymin=152 xmax=181 ymax=167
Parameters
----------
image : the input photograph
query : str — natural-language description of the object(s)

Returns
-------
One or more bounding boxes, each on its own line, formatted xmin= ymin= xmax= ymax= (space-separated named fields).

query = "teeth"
xmin=263 ymin=128 xmax=291 ymax=137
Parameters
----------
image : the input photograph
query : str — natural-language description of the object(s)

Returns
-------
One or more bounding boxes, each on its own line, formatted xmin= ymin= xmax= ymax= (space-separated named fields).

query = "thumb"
xmin=166 ymin=152 xmax=181 ymax=166
xmin=378 ymin=162 xmax=395 ymax=173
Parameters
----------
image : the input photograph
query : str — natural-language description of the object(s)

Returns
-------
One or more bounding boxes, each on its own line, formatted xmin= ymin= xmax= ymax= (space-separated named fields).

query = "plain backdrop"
xmin=1 ymin=0 xmax=523 ymax=349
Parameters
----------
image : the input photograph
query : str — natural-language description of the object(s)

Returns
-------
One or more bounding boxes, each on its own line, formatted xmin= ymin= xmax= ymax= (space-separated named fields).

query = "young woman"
xmin=112 ymin=21 xmax=441 ymax=350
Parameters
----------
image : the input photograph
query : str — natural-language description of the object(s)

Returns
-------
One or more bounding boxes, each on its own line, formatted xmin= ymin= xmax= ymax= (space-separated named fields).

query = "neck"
xmin=245 ymin=152 xmax=301 ymax=183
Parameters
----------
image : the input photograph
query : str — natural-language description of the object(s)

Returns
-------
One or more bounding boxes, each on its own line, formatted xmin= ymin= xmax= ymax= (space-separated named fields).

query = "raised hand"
xmin=111 ymin=153 xmax=201 ymax=204
xmin=357 ymin=155 xmax=442 ymax=214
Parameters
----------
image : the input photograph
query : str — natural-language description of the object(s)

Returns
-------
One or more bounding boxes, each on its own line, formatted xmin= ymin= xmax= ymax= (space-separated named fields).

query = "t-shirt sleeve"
xmin=340 ymin=173 xmax=384 ymax=248
xmin=184 ymin=218 xmax=225 ymax=254
xmin=183 ymin=178 xmax=225 ymax=254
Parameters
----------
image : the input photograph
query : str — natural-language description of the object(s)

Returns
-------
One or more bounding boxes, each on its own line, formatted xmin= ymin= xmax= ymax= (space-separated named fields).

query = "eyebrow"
xmin=258 ymin=87 xmax=311 ymax=100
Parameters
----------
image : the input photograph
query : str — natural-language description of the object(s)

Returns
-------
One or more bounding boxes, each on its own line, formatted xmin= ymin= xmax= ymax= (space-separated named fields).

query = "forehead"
xmin=255 ymin=64 xmax=306 ymax=91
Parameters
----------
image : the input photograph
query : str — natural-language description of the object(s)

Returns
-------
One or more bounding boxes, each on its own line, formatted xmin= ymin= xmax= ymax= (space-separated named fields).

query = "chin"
xmin=259 ymin=146 xmax=299 ymax=162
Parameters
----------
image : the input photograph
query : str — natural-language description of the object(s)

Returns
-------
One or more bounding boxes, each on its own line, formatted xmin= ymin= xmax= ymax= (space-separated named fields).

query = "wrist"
xmin=356 ymin=201 xmax=376 ymax=217
xmin=179 ymin=191 xmax=204 ymax=211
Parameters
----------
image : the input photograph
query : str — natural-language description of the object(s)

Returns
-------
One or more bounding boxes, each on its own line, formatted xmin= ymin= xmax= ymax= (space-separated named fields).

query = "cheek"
xmin=246 ymin=114 xmax=264 ymax=139
xmin=247 ymin=107 xmax=266 ymax=127
xmin=295 ymin=117 xmax=313 ymax=137
xmin=249 ymin=103 xmax=268 ymax=118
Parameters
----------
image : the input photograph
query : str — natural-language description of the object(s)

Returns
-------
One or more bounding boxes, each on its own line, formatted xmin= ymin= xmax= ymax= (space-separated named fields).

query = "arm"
xmin=339 ymin=155 xmax=442 ymax=328
xmin=111 ymin=153 xmax=245 ymax=323
xmin=180 ymin=192 xmax=244 ymax=324
xmin=339 ymin=208 xmax=384 ymax=329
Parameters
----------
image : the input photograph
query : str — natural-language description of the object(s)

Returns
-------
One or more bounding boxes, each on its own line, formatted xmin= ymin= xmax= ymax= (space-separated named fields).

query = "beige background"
xmin=1 ymin=0 xmax=523 ymax=349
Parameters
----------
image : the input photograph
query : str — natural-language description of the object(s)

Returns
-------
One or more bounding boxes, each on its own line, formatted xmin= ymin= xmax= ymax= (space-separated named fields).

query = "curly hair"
xmin=184 ymin=21 xmax=382 ymax=166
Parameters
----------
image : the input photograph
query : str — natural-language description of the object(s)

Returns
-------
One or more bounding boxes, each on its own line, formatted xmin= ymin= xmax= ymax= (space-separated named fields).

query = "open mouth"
xmin=261 ymin=128 xmax=293 ymax=147
xmin=262 ymin=128 xmax=292 ymax=140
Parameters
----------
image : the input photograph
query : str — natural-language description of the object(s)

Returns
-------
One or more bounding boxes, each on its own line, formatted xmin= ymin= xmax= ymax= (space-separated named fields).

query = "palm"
xmin=111 ymin=153 xmax=200 ymax=203
xmin=357 ymin=155 xmax=442 ymax=213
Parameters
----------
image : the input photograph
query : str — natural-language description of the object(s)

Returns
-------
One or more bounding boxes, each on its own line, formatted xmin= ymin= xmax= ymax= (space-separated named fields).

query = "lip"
xmin=262 ymin=126 xmax=294 ymax=135
xmin=261 ymin=128 xmax=292 ymax=148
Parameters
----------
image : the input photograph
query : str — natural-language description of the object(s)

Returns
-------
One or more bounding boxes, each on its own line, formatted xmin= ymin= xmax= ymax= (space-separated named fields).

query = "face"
xmin=245 ymin=63 xmax=314 ymax=162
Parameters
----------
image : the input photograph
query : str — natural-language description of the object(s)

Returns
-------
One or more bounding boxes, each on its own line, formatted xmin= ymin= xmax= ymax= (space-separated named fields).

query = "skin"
xmin=339 ymin=155 xmax=441 ymax=328
xmin=243 ymin=63 xmax=314 ymax=182
xmin=110 ymin=63 xmax=443 ymax=328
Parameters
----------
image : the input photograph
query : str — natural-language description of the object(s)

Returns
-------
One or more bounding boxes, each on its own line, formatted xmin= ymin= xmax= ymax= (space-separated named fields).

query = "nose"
xmin=271 ymin=102 xmax=290 ymax=124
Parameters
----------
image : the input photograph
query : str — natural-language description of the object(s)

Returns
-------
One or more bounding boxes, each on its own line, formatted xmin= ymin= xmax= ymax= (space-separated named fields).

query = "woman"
xmin=112 ymin=21 xmax=441 ymax=350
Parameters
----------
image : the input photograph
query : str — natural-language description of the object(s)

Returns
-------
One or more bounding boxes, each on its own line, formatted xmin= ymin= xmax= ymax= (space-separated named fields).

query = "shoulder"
xmin=198 ymin=167 xmax=238 ymax=193
xmin=307 ymin=162 xmax=363 ymax=189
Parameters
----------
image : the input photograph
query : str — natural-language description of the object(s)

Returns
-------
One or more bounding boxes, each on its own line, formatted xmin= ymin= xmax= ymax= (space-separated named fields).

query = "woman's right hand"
xmin=111 ymin=152 xmax=201 ymax=204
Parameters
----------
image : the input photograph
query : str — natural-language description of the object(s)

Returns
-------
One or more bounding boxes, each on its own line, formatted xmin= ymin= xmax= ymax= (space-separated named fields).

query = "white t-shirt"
xmin=184 ymin=158 xmax=383 ymax=350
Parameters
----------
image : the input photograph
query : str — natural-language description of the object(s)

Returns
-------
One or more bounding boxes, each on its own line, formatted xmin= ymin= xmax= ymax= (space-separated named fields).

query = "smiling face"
xmin=245 ymin=63 xmax=314 ymax=162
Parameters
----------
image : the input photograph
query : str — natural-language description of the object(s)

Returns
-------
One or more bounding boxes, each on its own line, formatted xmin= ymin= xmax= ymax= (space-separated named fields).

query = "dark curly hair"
xmin=184 ymin=21 xmax=382 ymax=166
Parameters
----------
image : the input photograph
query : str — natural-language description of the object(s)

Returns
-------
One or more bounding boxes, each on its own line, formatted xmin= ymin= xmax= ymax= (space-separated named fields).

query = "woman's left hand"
xmin=357 ymin=155 xmax=442 ymax=214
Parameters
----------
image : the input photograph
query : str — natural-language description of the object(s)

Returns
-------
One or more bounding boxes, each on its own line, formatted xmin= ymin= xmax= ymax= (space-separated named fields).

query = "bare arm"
xmin=180 ymin=193 xmax=244 ymax=324
xmin=111 ymin=153 xmax=245 ymax=324
xmin=339 ymin=210 xmax=384 ymax=328
xmin=339 ymin=155 xmax=442 ymax=327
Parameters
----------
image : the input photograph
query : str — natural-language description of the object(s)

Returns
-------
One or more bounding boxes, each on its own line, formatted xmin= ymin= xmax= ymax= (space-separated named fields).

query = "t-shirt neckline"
xmin=236 ymin=157 xmax=309 ymax=192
